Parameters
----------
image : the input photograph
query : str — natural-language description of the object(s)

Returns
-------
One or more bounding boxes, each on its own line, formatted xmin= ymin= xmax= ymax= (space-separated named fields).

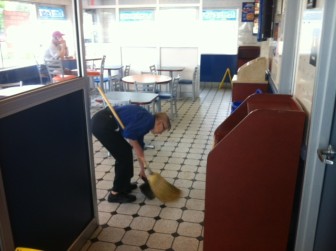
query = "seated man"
xmin=44 ymin=31 xmax=72 ymax=75
xmin=44 ymin=31 xmax=69 ymax=61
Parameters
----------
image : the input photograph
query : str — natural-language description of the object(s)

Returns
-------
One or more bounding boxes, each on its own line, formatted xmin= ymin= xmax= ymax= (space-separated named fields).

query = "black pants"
xmin=91 ymin=108 xmax=134 ymax=193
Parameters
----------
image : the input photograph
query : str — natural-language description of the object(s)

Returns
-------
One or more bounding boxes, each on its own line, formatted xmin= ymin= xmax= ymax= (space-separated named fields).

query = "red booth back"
xmin=237 ymin=46 xmax=261 ymax=69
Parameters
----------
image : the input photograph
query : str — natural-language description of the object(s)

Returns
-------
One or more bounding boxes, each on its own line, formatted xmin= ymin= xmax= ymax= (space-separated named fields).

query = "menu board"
xmin=242 ymin=2 xmax=255 ymax=22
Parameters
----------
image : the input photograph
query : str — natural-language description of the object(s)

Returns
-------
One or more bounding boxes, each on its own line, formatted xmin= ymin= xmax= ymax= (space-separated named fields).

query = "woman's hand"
xmin=139 ymin=169 xmax=147 ymax=179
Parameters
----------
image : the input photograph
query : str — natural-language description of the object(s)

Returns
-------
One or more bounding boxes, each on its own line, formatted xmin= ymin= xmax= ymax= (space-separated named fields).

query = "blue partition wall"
xmin=0 ymin=59 xmax=78 ymax=85
xmin=0 ymin=65 xmax=43 ymax=85
xmin=200 ymin=54 xmax=237 ymax=82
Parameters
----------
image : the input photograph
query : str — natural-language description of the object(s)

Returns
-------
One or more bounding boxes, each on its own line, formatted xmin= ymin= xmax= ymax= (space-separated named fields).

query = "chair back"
xmin=192 ymin=66 xmax=198 ymax=82
xmin=0 ymin=81 xmax=23 ymax=89
xmin=237 ymin=46 xmax=260 ymax=69
xmin=171 ymin=76 xmax=180 ymax=98
xmin=35 ymin=56 xmax=48 ymax=84
xmin=134 ymin=81 xmax=158 ymax=113
xmin=124 ymin=65 xmax=130 ymax=76
xmin=44 ymin=59 xmax=65 ymax=81
xmin=236 ymin=57 xmax=267 ymax=82
xmin=88 ymin=56 xmax=106 ymax=85
xmin=157 ymin=76 xmax=180 ymax=118
xmin=149 ymin=65 xmax=157 ymax=75
xmin=178 ymin=66 xmax=198 ymax=101
xmin=86 ymin=57 xmax=103 ymax=70
xmin=98 ymin=55 xmax=106 ymax=85
xmin=134 ymin=81 xmax=157 ymax=93
xmin=45 ymin=59 xmax=77 ymax=83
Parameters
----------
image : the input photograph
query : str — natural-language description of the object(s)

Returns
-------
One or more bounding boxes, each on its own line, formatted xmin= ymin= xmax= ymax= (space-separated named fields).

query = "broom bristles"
xmin=147 ymin=172 xmax=181 ymax=202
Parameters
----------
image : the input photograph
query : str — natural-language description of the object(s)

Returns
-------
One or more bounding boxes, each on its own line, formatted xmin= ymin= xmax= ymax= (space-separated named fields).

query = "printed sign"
xmin=120 ymin=10 xmax=154 ymax=22
xmin=202 ymin=10 xmax=237 ymax=21
xmin=38 ymin=6 xmax=65 ymax=20
xmin=242 ymin=2 xmax=255 ymax=22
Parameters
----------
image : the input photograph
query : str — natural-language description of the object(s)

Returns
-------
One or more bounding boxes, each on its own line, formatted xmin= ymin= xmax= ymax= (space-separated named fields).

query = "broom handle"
xmin=96 ymin=86 xmax=125 ymax=129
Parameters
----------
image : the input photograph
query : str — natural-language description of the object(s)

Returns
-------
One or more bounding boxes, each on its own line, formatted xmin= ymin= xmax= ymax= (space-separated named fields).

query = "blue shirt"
xmin=114 ymin=105 xmax=155 ymax=148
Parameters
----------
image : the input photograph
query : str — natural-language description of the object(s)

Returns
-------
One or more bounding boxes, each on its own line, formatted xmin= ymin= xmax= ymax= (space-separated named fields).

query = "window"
xmin=0 ymin=1 xmax=37 ymax=68
xmin=0 ymin=0 xmax=88 ymax=89
xmin=0 ymin=1 xmax=76 ymax=70
xmin=158 ymin=7 xmax=199 ymax=46
xmin=200 ymin=9 xmax=238 ymax=54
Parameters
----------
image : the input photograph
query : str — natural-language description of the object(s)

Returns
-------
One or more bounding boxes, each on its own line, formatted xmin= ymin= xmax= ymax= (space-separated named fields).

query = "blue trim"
xmin=200 ymin=54 xmax=237 ymax=82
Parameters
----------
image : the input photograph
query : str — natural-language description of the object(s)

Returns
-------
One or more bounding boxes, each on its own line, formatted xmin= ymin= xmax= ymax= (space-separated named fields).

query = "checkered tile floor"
xmin=81 ymin=85 xmax=232 ymax=251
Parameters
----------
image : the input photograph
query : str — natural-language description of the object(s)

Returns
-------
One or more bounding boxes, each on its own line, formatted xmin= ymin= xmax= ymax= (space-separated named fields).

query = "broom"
xmin=145 ymin=162 xmax=181 ymax=202
xmin=96 ymin=87 xmax=181 ymax=202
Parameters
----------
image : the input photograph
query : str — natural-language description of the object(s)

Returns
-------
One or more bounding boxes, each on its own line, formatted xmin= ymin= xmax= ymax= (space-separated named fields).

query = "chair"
xmin=231 ymin=57 xmax=269 ymax=105
xmin=124 ymin=65 xmax=131 ymax=76
xmin=35 ymin=56 xmax=49 ymax=84
xmin=134 ymin=81 xmax=158 ymax=113
xmin=157 ymin=76 xmax=179 ymax=118
xmin=149 ymin=65 xmax=158 ymax=75
xmin=111 ymin=79 xmax=124 ymax=91
xmin=91 ymin=55 xmax=110 ymax=91
xmin=36 ymin=64 xmax=49 ymax=84
xmin=234 ymin=57 xmax=267 ymax=83
xmin=134 ymin=81 xmax=157 ymax=93
xmin=178 ymin=66 xmax=198 ymax=101
xmin=103 ymin=65 xmax=125 ymax=92
xmin=122 ymin=65 xmax=131 ymax=91
xmin=44 ymin=59 xmax=76 ymax=83
xmin=0 ymin=81 xmax=23 ymax=89
xmin=237 ymin=46 xmax=260 ymax=69
xmin=109 ymin=75 xmax=123 ymax=91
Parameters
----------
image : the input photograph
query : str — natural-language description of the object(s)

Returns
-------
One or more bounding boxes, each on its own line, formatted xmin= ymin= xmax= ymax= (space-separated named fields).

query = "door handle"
xmin=317 ymin=145 xmax=335 ymax=165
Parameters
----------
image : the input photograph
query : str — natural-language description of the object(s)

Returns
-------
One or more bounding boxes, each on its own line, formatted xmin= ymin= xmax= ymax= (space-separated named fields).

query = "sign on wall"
xmin=202 ymin=10 xmax=237 ymax=21
xmin=38 ymin=6 xmax=65 ymax=20
xmin=242 ymin=2 xmax=255 ymax=22
xmin=120 ymin=10 xmax=154 ymax=22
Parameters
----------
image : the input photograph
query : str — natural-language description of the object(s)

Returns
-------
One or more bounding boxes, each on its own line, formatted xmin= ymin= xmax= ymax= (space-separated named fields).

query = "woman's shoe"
xmin=108 ymin=193 xmax=136 ymax=203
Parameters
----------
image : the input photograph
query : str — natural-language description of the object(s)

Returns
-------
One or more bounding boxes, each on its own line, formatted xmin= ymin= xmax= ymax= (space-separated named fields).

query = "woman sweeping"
xmin=91 ymin=105 xmax=171 ymax=203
